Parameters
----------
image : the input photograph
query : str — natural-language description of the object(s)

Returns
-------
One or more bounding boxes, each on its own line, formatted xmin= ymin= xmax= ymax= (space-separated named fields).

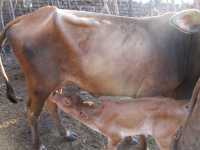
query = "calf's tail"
xmin=0 ymin=17 xmax=23 ymax=103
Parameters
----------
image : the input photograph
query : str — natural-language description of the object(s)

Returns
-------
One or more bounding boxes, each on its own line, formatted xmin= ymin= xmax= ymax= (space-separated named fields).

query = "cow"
xmin=0 ymin=6 xmax=198 ymax=149
xmin=49 ymin=89 xmax=189 ymax=150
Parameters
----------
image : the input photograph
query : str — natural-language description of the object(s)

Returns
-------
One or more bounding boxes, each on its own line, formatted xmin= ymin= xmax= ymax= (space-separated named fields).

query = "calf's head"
xmin=170 ymin=9 xmax=200 ymax=33
xmin=52 ymin=92 xmax=99 ymax=121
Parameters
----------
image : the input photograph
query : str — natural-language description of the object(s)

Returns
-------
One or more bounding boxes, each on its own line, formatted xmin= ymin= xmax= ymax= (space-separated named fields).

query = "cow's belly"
xmin=80 ymin=67 xmax=180 ymax=97
xmin=55 ymin=13 xmax=184 ymax=97
xmin=78 ymin=48 xmax=181 ymax=97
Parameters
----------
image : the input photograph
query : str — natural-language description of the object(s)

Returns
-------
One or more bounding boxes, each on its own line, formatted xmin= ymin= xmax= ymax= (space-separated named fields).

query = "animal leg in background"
xmin=46 ymin=99 xmax=78 ymax=141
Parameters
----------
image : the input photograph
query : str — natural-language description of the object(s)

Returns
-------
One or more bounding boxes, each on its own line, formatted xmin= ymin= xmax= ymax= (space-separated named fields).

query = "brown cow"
xmin=50 ymin=91 xmax=189 ymax=150
xmin=0 ymin=7 xmax=197 ymax=149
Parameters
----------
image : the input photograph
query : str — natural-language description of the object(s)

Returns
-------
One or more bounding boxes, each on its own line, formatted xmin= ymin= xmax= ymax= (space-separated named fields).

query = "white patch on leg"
xmin=40 ymin=144 xmax=47 ymax=150
xmin=66 ymin=130 xmax=71 ymax=137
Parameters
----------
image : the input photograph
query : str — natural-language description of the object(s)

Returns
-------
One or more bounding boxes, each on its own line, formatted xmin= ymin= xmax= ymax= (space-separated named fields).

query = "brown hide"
xmin=3 ymin=6 xmax=192 ymax=100
xmin=51 ymin=93 xmax=189 ymax=150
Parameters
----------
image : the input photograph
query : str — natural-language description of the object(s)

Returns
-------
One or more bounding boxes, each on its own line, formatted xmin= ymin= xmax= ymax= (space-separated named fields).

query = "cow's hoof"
xmin=39 ymin=144 xmax=47 ymax=150
xmin=65 ymin=130 xmax=78 ymax=142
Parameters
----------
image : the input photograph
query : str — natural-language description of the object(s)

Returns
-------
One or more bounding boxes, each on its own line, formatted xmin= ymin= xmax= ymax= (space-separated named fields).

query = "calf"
xmin=49 ymin=92 xmax=189 ymax=150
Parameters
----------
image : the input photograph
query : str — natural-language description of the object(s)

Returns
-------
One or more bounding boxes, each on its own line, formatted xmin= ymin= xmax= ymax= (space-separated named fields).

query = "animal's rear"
xmin=0 ymin=15 xmax=26 ymax=103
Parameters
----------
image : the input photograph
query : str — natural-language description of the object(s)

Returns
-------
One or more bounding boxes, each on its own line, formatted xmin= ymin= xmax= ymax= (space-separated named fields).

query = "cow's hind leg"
xmin=46 ymin=100 xmax=78 ymax=141
xmin=27 ymin=89 xmax=49 ymax=150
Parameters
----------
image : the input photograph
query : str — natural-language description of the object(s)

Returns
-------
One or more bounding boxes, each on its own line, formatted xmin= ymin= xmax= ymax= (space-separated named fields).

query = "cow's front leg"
xmin=46 ymin=99 xmax=78 ymax=141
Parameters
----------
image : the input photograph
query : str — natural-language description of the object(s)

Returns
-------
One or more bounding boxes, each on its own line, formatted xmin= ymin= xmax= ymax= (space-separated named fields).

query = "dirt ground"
xmin=0 ymin=53 xmax=158 ymax=150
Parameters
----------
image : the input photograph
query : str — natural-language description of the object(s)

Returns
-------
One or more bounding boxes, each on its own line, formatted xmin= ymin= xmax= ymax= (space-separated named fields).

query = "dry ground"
xmin=0 ymin=53 xmax=158 ymax=150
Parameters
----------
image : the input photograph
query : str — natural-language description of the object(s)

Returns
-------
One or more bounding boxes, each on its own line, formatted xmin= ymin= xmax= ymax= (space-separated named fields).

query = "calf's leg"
xmin=106 ymin=132 xmax=122 ymax=150
xmin=155 ymin=136 xmax=172 ymax=150
xmin=46 ymin=100 xmax=78 ymax=141
xmin=46 ymin=100 xmax=66 ymax=136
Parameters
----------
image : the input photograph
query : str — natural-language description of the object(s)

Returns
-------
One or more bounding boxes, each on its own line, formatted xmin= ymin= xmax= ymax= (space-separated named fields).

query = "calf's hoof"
xmin=65 ymin=130 xmax=78 ymax=142
xmin=124 ymin=136 xmax=139 ymax=145
xmin=32 ymin=144 xmax=47 ymax=150
xmin=39 ymin=144 xmax=47 ymax=150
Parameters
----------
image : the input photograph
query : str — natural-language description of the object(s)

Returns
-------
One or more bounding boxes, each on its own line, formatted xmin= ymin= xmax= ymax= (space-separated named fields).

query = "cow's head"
xmin=170 ymin=9 xmax=200 ymax=34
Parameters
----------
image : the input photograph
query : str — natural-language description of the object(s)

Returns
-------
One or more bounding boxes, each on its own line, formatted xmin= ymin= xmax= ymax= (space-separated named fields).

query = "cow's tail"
xmin=0 ymin=16 xmax=24 ymax=103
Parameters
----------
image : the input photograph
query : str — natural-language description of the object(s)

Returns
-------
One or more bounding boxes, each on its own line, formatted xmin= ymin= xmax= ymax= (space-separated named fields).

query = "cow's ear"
xmin=170 ymin=9 xmax=200 ymax=34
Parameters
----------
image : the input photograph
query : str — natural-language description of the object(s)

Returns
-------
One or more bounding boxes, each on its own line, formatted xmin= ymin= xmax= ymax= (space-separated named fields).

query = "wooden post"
xmin=0 ymin=0 xmax=5 ymax=30
xmin=194 ymin=0 xmax=200 ymax=9
xmin=102 ymin=0 xmax=111 ymax=14
xmin=128 ymin=0 xmax=133 ymax=17
xmin=56 ymin=0 xmax=60 ymax=8
xmin=112 ymin=0 xmax=119 ymax=15
xmin=171 ymin=78 xmax=200 ymax=150
xmin=9 ymin=0 xmax=16 ymax=20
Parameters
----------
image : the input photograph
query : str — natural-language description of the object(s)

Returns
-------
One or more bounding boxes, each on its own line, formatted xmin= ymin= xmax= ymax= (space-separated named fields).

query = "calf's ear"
xmin=170 ymin=9 xmax=200 ymax=34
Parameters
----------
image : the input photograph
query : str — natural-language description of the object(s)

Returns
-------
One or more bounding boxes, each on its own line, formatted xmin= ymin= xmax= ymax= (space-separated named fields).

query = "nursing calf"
xmin=49 ymin=92 xmax=189 ymax=150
